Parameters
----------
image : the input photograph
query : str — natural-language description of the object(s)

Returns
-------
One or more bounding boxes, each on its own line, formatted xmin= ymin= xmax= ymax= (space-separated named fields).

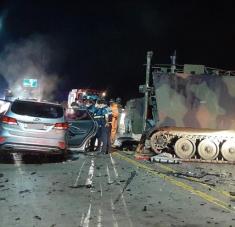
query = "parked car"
xmin=66 ymin=107 xmax=98 ymax=151
xmin=0 ymin=99 xmax=68 ymax=155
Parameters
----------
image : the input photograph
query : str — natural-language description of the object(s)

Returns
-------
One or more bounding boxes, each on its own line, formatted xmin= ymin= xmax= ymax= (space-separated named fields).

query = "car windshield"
xmin=11 ymin=100 xmax=64 ymax=118
xmin=65 ymin=108 xmax=91 ymax=121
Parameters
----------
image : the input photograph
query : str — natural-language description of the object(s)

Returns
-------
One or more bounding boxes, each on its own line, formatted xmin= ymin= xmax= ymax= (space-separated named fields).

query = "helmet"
xmin=91 ymin=95 xmax=98 ymax=101
xmin=116 ymin=97 xmax=121 ymax=104
xmin=109 ymin=99 xmax=114 ymax=103
xmin=97 ymin=97 xmax=105 ymax=104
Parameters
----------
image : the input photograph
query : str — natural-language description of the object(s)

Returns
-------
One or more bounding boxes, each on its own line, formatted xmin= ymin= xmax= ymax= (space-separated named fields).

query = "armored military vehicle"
xmin=131 ymin=52 xmax=235 ymax=162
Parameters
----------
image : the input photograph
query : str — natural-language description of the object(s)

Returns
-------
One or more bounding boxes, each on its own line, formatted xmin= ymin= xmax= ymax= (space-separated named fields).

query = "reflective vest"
xmin=111 ymin=103 xmax=119 ymax=118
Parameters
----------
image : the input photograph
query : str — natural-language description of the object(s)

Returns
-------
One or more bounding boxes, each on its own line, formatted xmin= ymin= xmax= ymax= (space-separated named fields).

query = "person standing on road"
xmin=110 ymin=99 xmax=119 ymax=144
xmin=94 ymin=98 xmax=111 ymax=154
xmin=86 ymin=97 xmax=97 ymax=151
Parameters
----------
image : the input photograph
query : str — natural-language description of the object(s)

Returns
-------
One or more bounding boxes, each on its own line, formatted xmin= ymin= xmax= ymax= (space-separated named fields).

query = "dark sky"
xmin=0 ymin=0 xmax=235 ymax=102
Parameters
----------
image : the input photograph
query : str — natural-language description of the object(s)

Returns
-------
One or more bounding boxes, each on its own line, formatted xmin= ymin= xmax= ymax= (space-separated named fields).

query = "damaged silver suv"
xmin=0 ymin=99 xmax=68 ymax=155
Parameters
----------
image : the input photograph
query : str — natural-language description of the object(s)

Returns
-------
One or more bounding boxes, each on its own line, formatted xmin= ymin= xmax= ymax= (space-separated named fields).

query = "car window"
xmin=11 ymin=100 xmax=64 ymax=118
xmin=66 ymin=108 xmax=91 ymax=121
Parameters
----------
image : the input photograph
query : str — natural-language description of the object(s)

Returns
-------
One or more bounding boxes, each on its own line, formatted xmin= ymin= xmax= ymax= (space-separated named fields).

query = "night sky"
xmin=0 ymin=0 xmax=235 ymax=102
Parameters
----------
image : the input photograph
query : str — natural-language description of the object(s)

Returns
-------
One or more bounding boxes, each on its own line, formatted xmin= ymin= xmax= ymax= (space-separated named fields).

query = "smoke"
xmin=0 ymin=34 xmax=62 ymax=101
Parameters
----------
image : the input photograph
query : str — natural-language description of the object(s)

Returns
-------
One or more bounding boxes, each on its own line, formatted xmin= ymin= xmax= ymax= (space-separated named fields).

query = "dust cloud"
xmin=0 ymin=34 xmax=62 ymax=102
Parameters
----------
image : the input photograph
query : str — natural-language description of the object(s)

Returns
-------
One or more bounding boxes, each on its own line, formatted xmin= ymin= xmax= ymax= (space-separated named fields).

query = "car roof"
xmin=13 ymin=99 xmax=62 ymax=106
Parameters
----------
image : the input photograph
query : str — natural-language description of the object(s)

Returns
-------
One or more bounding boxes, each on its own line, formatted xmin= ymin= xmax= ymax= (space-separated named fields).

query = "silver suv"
xmin=0 ymin=99 xmax=68 ymax=155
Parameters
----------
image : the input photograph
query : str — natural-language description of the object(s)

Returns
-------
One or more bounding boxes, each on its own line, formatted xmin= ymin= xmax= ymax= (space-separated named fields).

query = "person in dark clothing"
xmin=71 ymin=98 xmax=79 ymax=107
xmin=93 ymin=99 xmax=112 ymax=154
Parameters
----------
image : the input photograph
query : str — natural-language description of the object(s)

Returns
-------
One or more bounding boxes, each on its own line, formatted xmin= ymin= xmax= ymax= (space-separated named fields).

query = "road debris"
xmin=150 ymin=153 xmax=181 ymax=164
xmin=229 ymin=192 xmax=235 ymax=196
xmin=114 ymin=171 xmax=137 ymax=204
xmin=69 ymin=184 xmax=93 ymax=189
xmin=19 ymin=189 xmax=31 ymax=194
xmin=165 ymin=172 xmax=217 ymax=186
xmin=34 ymin=215 xmax=42 ymax=220
xmin=142 ymin=205 xmax=147 ymax=211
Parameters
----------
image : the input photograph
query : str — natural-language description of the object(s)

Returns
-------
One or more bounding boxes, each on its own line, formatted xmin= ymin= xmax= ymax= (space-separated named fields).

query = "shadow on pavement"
xmin=0 ymin=151 xmax=80 ymax=164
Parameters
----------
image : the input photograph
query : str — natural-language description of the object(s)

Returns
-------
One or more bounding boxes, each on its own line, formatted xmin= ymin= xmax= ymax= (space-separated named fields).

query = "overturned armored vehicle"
xmin=141 ymin=61 xmax=235 ymax=162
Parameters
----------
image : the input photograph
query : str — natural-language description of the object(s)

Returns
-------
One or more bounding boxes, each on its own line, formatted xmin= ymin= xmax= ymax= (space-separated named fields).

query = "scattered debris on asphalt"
xmin=19 ymin=189 xmax=31 ymax=194
xmin=172 ymin=171 xmax=221 ymax=179
xmin=114 ymin=171 xmax=137 ymax=204
xmin=107 ymin=180 xmax=117 ymax=185
xmin=34 ymin=215 xmax=42 ymax=220
xmin=166 ymin=172 xmax=216 ymax=186
xmin=150 ymin=153 xmax=181 ymax=164
xmin=142 ymin=205 xmax=147 ymax=211
xmin=69 ymin=184 xmax=93 ymax=189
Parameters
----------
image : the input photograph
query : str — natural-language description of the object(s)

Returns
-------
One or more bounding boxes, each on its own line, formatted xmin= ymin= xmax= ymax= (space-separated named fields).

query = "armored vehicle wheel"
xmin=221 ymin=141 xmax=235 ymax=161
xmin=150 ymin=131 xmax=169 ymax=153
xmin=174 ymin=138 xmax=196 ymax=159
xmin=198 ymin=139 xmax=219 ymax=160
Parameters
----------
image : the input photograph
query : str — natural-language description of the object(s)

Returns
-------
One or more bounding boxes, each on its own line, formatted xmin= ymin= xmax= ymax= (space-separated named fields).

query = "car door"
xmin=66 ymin=108 xmax=98 ymax=150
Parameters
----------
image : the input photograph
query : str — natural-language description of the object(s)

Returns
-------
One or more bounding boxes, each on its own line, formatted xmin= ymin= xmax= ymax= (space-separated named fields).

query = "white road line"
xmin=110 ymin=154 xmax=119 ymax=177
xmin=106 ymin=164 xmax=112 ymax=184
xmin=80 ymin=213 xmax=85 ymax=227
xmin=97 ymin=208 xmax=102 ymax=227
xmin=111 ymin=198 xmax=119 ymax=227
xmin=110 ymin=154 xmax=133 ymax=227
xmin=106 ymin=162 xmax=119 ymax=227
xmin=74 ymin=160 xmax=87 ymax=187
xmin=12 ymin=153 xmax=25 ymax=175
xmin=85 ymin=158 xmax=95 ymax=186
xmin=83 ymin=203 xmax=92 ymax=227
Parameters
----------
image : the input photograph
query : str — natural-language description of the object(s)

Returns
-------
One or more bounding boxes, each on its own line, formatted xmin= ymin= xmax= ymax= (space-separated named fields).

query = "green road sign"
xmin=23 ymin=79 xmax=38 ymax=88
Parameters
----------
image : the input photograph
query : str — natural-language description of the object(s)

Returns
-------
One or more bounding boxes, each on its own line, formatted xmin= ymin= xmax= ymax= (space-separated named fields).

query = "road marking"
xmin=83 ymin=203 xmax=92 ymax=227
xmin=111 ymin=198 xmax=119 ymax=227
xmin=156 ymin=162 xmax=233 ymax=198
xmin=113 ymin=152 xmax=234 ymax=212
xmin=80 ymin=213 xmax=85 ymax=227
xmin=85 ymin=159 xmax=95 ymax=186
xmin=97 ymin=208 xmax=102 ymax=227
xmin=110 ymin=154 xmax=119 ymax=177
xmin=73 ymin=160 xmax=87 ymax=187
xmin=110 ymin=154 xmax=134 ymax=227
xmin=106 ymin=164 xmax=112 ymax=184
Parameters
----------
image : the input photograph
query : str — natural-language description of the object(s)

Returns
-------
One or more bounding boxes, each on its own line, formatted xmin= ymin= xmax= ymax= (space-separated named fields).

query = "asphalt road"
xmin=0 ymin=151 xmax=235 ymax=227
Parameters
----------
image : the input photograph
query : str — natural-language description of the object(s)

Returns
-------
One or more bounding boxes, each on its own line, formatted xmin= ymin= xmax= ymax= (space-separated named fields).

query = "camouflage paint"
xmin=153 ymin=72 xmax=235 ymax=129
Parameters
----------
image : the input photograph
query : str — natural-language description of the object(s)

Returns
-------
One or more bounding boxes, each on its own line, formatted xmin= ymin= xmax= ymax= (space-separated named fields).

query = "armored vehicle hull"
xmin=148 ymin=65 xmax=235 ymax=161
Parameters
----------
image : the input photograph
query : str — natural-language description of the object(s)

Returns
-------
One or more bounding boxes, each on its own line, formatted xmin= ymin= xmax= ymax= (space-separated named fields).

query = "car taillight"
xmin=0 ymin=116 xmax=17 ymax=125
xmin=0 ymin=137 xmax=5 ymax=143
xmin=54 ymin=122 xmax=69 ymax=130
